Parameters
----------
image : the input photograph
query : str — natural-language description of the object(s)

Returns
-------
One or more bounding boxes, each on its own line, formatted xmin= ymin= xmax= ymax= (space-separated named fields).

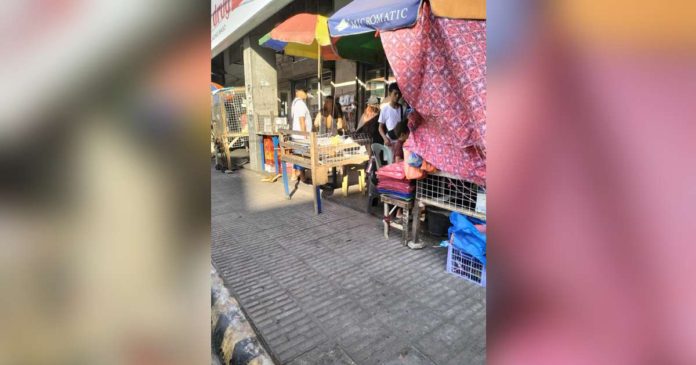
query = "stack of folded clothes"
xmin=375 ymin=163 xmax=415 ymax=200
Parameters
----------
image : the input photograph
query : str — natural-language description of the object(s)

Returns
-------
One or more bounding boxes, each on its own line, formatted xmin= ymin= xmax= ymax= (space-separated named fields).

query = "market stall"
xmin=278 ymin=129 xmax=371 ymax=214
xmin=328 ymin=0 xmax=487 ymax=285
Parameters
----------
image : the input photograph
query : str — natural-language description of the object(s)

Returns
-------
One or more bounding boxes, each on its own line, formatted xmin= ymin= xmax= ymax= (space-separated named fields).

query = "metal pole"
xmin=317 ymin=42 xmax=322 ymax=123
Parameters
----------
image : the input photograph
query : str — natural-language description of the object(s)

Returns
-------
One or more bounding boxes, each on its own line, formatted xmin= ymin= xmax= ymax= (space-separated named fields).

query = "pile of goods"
xmin=375 ymin=163 xmax=415 ymax=200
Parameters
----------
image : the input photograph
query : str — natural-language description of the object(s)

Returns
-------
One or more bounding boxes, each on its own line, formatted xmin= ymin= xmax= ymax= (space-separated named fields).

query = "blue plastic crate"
xmin=447 ymin=244 xmax=486 ymax=287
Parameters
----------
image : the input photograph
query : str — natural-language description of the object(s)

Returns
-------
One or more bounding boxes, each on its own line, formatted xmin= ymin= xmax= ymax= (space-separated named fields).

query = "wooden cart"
xmin=278 ymin=129 xmax=370 ymax=214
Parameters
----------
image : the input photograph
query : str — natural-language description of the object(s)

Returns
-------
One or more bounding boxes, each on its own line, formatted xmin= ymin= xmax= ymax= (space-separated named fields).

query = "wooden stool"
xmin=381 ymin=194 xmax=413 ymax=246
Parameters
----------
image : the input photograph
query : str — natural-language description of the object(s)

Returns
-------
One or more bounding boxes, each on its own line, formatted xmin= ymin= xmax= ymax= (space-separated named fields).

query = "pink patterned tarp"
xmin=381 ymin=4 xmax=486 ymax=185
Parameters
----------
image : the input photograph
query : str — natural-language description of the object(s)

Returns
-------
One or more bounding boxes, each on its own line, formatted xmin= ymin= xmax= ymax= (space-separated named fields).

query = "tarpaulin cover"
xmin=448 ymin=212 xmax=486 ymax=265
xmin=381 ymin=4 xmax=486 ymax=185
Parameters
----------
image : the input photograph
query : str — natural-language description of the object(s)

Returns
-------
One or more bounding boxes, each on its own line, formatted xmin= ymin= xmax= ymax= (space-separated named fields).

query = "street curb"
xmin=211 ymin=266 xmax=275 ymax=365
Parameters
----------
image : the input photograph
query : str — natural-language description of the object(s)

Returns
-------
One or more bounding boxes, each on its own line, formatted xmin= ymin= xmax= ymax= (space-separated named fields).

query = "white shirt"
xmin=291 ymin=98 xmax=312 ymax=134
xmin=378 ymin=103 xmax=403 ymax=131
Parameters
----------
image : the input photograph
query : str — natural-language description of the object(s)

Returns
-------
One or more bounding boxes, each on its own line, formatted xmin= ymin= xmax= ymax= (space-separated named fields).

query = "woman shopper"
xmin=355 ymin=95 xmax=383 ymax=145
xmin=314 ymin=95 xmax=345 ymax=135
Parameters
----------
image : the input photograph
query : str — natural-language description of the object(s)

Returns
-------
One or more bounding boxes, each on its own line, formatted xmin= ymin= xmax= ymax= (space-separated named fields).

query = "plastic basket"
xmin=446 ymin=243 xmax=486 ymax=287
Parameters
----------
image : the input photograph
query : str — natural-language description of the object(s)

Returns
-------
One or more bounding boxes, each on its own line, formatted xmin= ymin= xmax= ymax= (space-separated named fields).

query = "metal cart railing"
xmin=278 ymin=130 xmax=370 ymax=214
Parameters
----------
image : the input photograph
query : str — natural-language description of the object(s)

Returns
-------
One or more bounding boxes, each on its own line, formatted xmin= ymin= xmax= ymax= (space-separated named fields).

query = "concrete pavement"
xmin=211 ymin=166 xmax=485 ymax=365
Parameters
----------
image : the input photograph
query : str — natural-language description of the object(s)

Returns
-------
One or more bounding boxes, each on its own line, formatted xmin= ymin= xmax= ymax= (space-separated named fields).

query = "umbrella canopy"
xmin=328 ymin=0 xmax=421 ymax=64
xmin=259 ymin=13 xmax=339 ymax=60
xmin=329 ymin=0 xmax=421 ymax=37
xmin=328 ymin=0 xmax=486 ymax=64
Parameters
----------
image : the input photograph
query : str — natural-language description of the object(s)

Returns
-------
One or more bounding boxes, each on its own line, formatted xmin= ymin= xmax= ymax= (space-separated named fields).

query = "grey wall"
xmin=243 ymin=35 xmax=279 ymax=172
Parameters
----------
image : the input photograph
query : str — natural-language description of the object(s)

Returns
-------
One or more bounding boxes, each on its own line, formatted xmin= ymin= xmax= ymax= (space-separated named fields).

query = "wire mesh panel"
xmin=212 ymin=88 xmax=249 ymax=149
xmin=211 ymin=94 xmax=224 ymax=138
xmin=279 ymin=132 xmax=371 ymax=166
xmin=314 ymin=133 xmax=371 ymax=165
xmin=416 ymin=172 xmax=486 ymax=219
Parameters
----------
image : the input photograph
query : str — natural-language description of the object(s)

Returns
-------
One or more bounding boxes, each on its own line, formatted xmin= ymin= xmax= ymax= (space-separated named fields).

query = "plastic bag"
xmin=420 ymin=160 xmax=437 ymax=173
xmin=404 ymin=162 xmax=427 ymax=180
xmin=407 ymin=152 xmax=423 ymax=167
xmin=448 ymin=212 xmax=486 ymax=265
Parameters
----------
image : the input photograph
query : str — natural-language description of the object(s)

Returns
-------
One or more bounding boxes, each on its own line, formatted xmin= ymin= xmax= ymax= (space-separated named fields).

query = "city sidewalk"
xmin=211 ymin=166 xmax=485 ymax=365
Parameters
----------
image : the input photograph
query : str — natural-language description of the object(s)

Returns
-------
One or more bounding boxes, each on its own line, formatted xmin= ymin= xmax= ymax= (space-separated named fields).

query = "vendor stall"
xmin=278 ymin=130 xmax=370 ymax=214
xmin=328 ymin=1 xmax=488 ymax=285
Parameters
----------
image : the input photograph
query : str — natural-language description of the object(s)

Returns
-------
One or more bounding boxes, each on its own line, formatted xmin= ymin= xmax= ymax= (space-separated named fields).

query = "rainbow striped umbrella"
xmin=259 ymin=13 xmax=341 ymax=107
xmin=259 ymin=13 xmax=340 ymax=61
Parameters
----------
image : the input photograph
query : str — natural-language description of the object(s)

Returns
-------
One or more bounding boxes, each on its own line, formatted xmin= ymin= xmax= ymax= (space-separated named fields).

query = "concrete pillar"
xmin=243 ymin=35 xmax=279 ymax=172
xmin=334 ymin=60 xmax=358 ymax=129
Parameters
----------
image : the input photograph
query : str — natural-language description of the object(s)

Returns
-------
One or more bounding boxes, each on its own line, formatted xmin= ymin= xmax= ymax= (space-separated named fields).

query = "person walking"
xmin=290 ymin=87 xmax=312 ymax=182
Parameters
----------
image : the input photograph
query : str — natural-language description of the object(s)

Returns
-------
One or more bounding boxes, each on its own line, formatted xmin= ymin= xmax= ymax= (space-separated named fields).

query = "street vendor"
xmin=291 ymin=87 xmax=313 ymax=183
xmin=314 ymin=95 xmax=345 ymax=135
xmin=378 ymin=83 xmax=406 ymax=147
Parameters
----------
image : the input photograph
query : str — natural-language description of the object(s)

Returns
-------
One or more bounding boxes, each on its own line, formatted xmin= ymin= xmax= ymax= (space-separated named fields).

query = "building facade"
xmin=212 ymin=0 xmax=394 ymax=172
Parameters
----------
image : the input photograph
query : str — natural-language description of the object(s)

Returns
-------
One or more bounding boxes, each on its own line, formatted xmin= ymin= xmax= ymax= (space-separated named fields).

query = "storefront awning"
xmin=211 ymin=0 xmax=293 ymax=58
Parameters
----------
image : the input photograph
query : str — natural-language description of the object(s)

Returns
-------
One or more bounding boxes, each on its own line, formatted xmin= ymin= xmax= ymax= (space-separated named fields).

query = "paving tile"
xmin=212 ymin=168 xmax=485 ymax=365
xmin=380 ymin=346 xmax=437 ymax=365
xmin=287 ymin=342 xmax=357 ymax=365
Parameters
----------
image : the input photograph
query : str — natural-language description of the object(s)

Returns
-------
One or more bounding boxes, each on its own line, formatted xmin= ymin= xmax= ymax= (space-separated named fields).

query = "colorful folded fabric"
xmin=377 ymin=181 xmax=415 ymax=193
xmin=376 ymin=163 xmax=406 ymax=180
xmin=376 ymin=177 xmax=413 ymax=186
xmin=377 ymin=189 xmax=414 ymax=200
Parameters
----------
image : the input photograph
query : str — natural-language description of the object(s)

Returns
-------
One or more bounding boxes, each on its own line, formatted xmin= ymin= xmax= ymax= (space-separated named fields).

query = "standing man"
xmin=378 ymin=83 xmax=405 ymax=146
xmin=291 ymin=87 xmax=313 ymax=182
